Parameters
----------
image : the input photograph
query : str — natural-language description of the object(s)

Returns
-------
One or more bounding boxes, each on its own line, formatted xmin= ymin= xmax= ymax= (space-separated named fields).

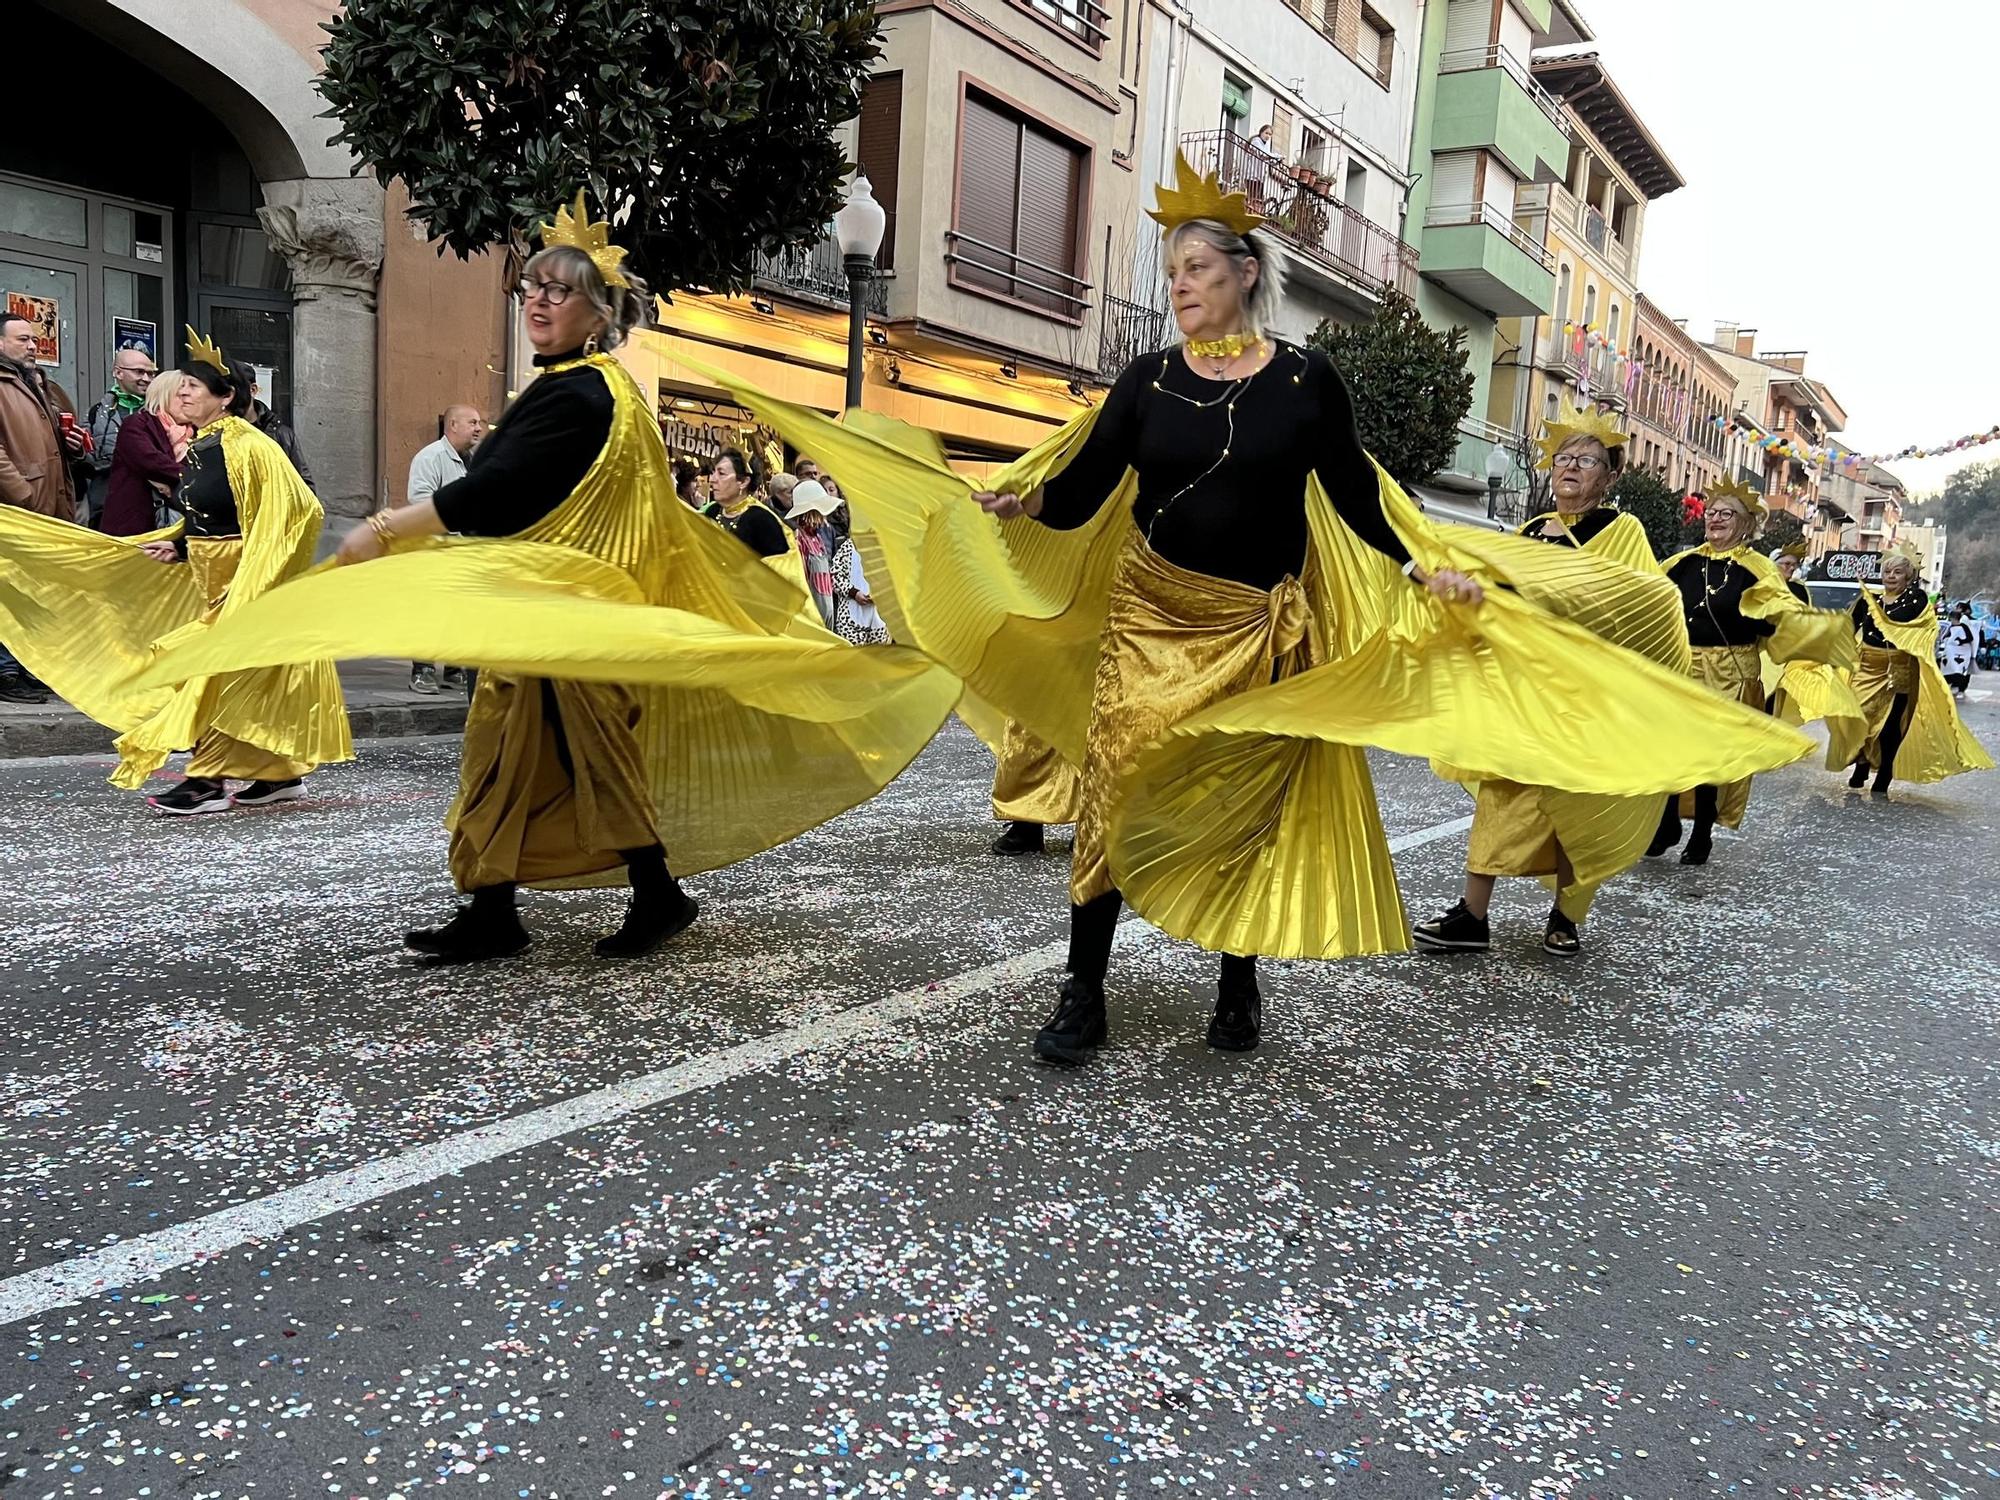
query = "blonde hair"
xmin=143 ymin=369 xmax=185 ymax=417
xmin=523 ymin=244 xmax=653 ymax=350
xmin=1165 ymin=220 xmax=1287 ymax=338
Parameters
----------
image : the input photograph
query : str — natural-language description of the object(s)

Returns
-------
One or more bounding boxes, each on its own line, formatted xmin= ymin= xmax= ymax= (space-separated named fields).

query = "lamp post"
xmin=833 ymin=174 xmax=886 ymax=412
xmin=1485 ymin=442 xmax=1512 ymax=522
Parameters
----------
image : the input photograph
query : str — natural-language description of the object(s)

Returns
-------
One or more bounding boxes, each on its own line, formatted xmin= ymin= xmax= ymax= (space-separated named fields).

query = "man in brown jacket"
xmin=0 ymin=309 xmax=86 ymax=702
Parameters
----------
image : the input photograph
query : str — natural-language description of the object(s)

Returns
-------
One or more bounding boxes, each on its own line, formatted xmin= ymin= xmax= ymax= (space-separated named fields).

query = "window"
xmin=952 ymin=87 xmax=1090 ymax=320
xmin=1607 ymin=303 xmax=1620 ymax=347
xmin=1556 ymin=263 xmax=1572 ymax=321
xmin=1221 ymin=73 xmax=1252 ymax=135
xmin=1270 ymin=103 xmax=1295 ymax=157
xmin=1344 ymin=162 xmax=1367 ymax=212
xmin=1012 ymin=0 xmax=1110 ymax=55
xmin=856 ymin=74 xmax=902 ymax=272
xmin=1356 ymin=5 xmax=1395 ymax=87
xmin=1582 ymin=283 xmax=1598 ymax=328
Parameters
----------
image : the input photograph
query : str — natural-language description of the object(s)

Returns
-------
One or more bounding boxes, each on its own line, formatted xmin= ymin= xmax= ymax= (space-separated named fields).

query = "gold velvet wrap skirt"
xmin=1677 ymin=644 xmax=1766 ymax=827
xmin=1849 ymin=644 xmax=1919 ymax=766
xmin=991 ymin=720 xmax=1083 ymax=825
xmin=448 ymin=673 xmax=663 ymax=892
xmin=1072 ymin=537 xmax=1313 ymax=907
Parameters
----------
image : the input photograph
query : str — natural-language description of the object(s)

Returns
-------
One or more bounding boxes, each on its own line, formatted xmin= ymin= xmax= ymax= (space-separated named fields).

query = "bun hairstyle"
xmin=180 ymin=357 xmax=253 ymax=417
xmin=1165 ymin=219 xmax=1288 ymax=337
xmin=523 ymin=243 xmax=652 ymax=350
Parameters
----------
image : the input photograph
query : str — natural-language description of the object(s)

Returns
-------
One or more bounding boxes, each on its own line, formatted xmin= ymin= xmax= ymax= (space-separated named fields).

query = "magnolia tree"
xmin=319 ymin=0 xmax=882 ymax=291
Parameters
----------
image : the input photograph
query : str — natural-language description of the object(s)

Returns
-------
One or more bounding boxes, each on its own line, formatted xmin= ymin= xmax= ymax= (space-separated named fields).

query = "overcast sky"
xmin=1573 ymin=0 xmax=1998 ymax=498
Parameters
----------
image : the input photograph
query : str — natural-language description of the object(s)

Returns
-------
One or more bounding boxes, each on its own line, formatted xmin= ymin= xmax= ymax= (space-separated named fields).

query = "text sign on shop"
xmin=1816 ymin=549 xmax=1884 ymax=583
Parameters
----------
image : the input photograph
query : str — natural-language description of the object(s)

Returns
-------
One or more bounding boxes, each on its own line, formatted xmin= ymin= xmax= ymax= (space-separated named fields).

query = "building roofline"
xmin=1531 ymin=53 xmax=1684 ymax=199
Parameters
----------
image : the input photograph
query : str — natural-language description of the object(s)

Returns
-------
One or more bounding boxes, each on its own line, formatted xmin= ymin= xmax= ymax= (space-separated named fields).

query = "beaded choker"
xmin=1185 ymin=332 xmax=1260 ymax=362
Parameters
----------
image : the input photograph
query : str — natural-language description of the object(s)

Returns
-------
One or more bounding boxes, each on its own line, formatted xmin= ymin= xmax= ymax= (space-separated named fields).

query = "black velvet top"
xmin=1853 ymin=583 xmax=1928 ymax=648
xmin=431 ymin=350 xmax=613 ymax=538
xmin=1666 ymin=549 xmax=1776 ymax=648
xmin=1786 ymin=578 xmax=1813 ymax=606
xmin=1035 ymin=342 xmax=1409 ymax=591
xmin=709 ymin=501 xmax=788 ymax=558
xmin=1520 ymin=508 xmax=1617 ymax=547
xmin=178 ymin=429 xmax=239 ymax=538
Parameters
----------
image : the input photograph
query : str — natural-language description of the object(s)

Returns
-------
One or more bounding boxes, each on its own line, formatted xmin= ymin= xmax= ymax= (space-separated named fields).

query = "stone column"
xmin=258 ymin=176 xmax=385 ymax=517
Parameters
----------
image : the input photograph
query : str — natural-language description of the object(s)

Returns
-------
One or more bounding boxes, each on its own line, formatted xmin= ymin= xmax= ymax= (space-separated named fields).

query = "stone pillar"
xmin=258 ymin=176 xmax=385 ymax=517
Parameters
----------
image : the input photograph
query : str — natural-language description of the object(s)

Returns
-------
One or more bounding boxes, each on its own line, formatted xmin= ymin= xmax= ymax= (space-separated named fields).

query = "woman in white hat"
xmin=783 ymin=478 xmax=841 ymax=629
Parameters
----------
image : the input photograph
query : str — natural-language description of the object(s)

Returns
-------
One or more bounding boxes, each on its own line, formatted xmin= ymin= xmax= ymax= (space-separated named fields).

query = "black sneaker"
xmin=0 ymin=672 xmax=48 ymax=705
xmin=147 ymin=776 xmax=234 ymax=816
xmin=1206 ymin=979 xmax=1263 ymax=1052
xmin=594 ymin=889 xmax=700 ymax=959
xmin=1033 ymin=974 xmax=1107 ymax=1067
xmin=1411 ymin=899 xmax=1490 ymax=952
xmin=441 ymin=667 xmax=469 ymax=693
xmin=232 ymin=777 xmax=304 ymax=807
xmin=410 ymin=665 xmax=440 ymax=695
xmin=1679 ymin=824 xmax=1714 ymax=865
xmin=404 ymin=905 xmax=532 ymax=963
xmin=989 ymin=821 xmax=1046 ymax=856
xmin=1543 ymin=905 xmax=1581 ymax=958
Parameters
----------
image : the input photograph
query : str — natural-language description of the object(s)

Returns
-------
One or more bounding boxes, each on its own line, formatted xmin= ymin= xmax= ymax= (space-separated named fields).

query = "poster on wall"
xmin=6 ymin=293 xmax=60 ymax=366
xmin=112 ymin=316 xmax=156 ymax=366
xmin=249 ymin=364 xmax=277 ymax=405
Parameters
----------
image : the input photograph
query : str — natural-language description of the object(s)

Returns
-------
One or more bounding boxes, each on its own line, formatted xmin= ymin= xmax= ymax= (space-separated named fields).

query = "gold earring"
xmin=583 ymin=333 xmax=601 ymax=356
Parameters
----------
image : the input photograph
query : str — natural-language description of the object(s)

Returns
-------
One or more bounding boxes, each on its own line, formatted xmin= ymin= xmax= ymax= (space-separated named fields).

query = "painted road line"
xmin=0 ymin=812 xmax=1475 ymax=1327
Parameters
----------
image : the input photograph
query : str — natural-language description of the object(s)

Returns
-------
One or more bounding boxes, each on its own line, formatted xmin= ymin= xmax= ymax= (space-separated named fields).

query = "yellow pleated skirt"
xmin=991 ymin=720 xmax=1083 ymax=825
xmin=1847 ymin=644 xmax=1919 ymax=766
xmin=1677 ymin=645 xmax=1765 ymax=827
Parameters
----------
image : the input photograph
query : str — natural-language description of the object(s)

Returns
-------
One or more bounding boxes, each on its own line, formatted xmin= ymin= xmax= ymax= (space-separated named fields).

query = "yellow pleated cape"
xmin=673 ymin=351 xmax=1813 ymax=960
xmin=0 ymin=418 xmax=350 ymax=787
xmin=1825 ymin=590 xmax=1993 ymax=783
xmin=134 ymin=355 xmax=961 ymax=874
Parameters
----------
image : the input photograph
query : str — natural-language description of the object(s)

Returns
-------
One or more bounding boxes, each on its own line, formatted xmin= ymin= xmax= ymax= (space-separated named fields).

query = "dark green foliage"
xmin=1309 ymin=290 xmax=1475 ymax=487
xmin=1609 ymin=466 xmax=1696 ymax=559
xmin=1760 ymin=509 xmax=1804 ymax=555
xmin=319 ymin=0 xmax=882 ymax=292
xmin=1909 ymin=460 xmax=2000 ymax=595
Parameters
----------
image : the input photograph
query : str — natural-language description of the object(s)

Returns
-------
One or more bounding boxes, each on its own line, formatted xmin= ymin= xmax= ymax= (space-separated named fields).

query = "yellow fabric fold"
xmin=674 ymin=349 xmax=1814 ymax=959
xmin=0 ymin=418 xmax=349 ymax=788
xmin=1824 ymin=591 xmax=1993 ymax=783
xmin=991 ymin=720 xmax=1082 ymax=824
xmin=137 ymin=355 xmax=960 ymax=875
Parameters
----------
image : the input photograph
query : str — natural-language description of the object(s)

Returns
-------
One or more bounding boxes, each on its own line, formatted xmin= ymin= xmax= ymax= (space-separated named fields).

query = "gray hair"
xmin=142 ymin=369 xmax=185 ymax=416
xmin=522 ymin=244 xmax=653 ymax=351
xmin=1165 ymin=219 xmax=1286 ymax=338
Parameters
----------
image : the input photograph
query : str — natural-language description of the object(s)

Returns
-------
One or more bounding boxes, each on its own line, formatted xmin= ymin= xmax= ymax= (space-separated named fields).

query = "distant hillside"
xmin=1909 ymin=461 xmax=2000 ymax=599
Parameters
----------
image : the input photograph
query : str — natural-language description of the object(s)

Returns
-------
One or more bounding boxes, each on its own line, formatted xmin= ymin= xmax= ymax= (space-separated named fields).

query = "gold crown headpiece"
xmin=184 ymin=325 xmax=229 ymax=375
xmin=1704 ymin=476 xmax=1767 ymax=522
xmin=539 ymin=190 xmax=631 ymax=289
xmin=1774 ymin=537 xmax=1810 ymax=561
xmin=1887 ymin=537 xmax=1922 ymax=567
xmin=1536 ymin=399 xmax=1630 ymax=470
xmin=1146 ymin=150 xmax=1268 ymax=238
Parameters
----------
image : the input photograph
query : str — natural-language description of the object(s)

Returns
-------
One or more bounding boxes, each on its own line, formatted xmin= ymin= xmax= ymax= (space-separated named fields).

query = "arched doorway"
xmin=6 ymin=0 xmax=384 ymax=512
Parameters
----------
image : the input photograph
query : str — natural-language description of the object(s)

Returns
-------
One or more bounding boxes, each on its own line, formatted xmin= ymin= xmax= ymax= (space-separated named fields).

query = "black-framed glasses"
xmin=1551 ymin=452 xmax=1604 ymax=471
xmin=517 ymin=278 xmax=575 ymax=306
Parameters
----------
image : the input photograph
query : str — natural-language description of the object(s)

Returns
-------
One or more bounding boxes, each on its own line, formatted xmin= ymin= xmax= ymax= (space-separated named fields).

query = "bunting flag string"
xmin=1705 ymin=417 xmax=2000 ymax=468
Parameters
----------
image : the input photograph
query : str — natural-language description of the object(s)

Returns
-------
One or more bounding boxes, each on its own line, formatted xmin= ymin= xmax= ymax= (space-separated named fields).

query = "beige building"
xmin=1628 ymin=295 xmax=1746 ymax=497
xmin=1701 ymin=324 xmax=1849 ymax=525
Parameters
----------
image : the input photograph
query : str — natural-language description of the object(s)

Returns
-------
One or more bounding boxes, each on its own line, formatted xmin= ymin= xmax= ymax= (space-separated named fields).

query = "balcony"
xmin=1419 ymin=201 xmax=1555 ymax=318
xmin=754 ymin=229 xmax=890 ymax=317
xmin=1180 ymin=131 xmax=1418 ymax=307
xmin=1098 ymin=293 xmax=1171 ymax=378
xmin=1433 ymin=45 xmax=1570 ymax=183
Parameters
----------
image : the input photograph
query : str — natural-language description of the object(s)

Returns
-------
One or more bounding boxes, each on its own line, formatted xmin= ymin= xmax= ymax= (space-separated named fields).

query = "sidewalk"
xmin=0 ymin=658 xmax=471 ymax=759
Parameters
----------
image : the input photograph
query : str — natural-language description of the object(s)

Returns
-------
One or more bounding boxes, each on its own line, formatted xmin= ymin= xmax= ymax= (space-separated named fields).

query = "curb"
xmin=0 ymin=701 xmax=471 ymax=761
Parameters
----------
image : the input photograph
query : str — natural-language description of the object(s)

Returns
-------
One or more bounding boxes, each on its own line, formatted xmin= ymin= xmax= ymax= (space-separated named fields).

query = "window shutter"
xmin=1017 ymin=125 xmax=1083 ymax=313
xmin=857 ymin=75 xmax=903 ymax=271
xmin=957 ymin=93 xmax=1022 ymax=298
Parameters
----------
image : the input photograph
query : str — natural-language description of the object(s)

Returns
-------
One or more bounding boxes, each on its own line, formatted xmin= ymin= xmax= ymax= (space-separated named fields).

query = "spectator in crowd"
xmin=82 ymin=345 xmax=159 ymax=526
xmin=794 ymin=457 xmax=823 ymax=486
xmin=1244 ymin=122 xmax=1279 ymax=210
xmin=705 ymin=446 xmax=787 ymax=556
xmin=765 ymin=471 xmax=799 ymax=520
xmin=248 ymin=373 xmax=314 ymax=487
xmin=0 ymin=310 xmax=85 ymax=702
xmin=403 ymin=403 xmax=488 ymax=693
xmin=1980 ymin=610 xmax=2000 ymax=671
xmin=672 ymin=457 xmax=702 ymax=510
xmin=99 ymin=369 xmax=192 ymax=536
xmin=783 ymin=479 xmax=840 ymax=628
xmin=1940 ymin=601 xmax=1977 ymax=697
xmin=829 ymin=512 xmax=889 ymax=645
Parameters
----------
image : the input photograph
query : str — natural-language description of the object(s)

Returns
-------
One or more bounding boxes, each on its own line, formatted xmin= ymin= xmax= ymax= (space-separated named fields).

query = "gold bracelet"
xmin=367 ymin=510 xmax=395 ymax=544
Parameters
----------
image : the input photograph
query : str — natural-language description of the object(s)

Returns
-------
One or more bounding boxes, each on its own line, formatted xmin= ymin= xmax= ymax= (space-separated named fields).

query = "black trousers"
xmin=1067 ymin=888 xmax=1255 ymax=991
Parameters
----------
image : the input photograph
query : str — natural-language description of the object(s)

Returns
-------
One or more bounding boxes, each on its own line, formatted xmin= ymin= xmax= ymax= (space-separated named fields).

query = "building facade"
xmin=1628 ymin=295 xmax=1743 ymax=497
xmin=1702 ymin=324 xmax=1849 ymax=525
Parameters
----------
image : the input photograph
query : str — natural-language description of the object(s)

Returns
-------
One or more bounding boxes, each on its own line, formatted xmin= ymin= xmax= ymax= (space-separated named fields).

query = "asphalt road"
xmin=1 ymin=702 xmax=1996 ymax=1500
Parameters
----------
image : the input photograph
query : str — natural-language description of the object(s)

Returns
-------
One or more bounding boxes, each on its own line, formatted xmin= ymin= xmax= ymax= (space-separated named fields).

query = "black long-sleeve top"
xmin=1786 ymin=578 xmax=1812 ymax=605
xmin=1520 ymin=508 xmax=1617 ymax=547
xmin=177 ymin=428 xmax=239 ymax=539
xmin=1852 ymin=583 xmax=1928 ymax=648
xmin=431 ymin=350 xmax=612 ymax=537
xmin=1035 ymin=342 xmax=1409 ymax=591
xmin=1666 ymin=548 xmax=1776 ymax=648
xmin=709 ymin=501 xmax=788 ymax=558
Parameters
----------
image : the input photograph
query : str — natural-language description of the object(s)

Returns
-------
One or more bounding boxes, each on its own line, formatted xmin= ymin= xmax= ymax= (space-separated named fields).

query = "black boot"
xmin=1645 ymin=797 xmax=1682 ymax=857
xmin=1033 ymin=974 xmax=1108 ymax=1066
xmin=1680 ymin=822 xmax=1714 ymax=866
xmin=989 ymin=820 xmax=1046 ymax=856
xmin=1871 ymin=768 xmax=1894 ymax=800
xmin=1207 ymin=956 xmax=1262 ymax=1052
xmin=405 ymin=883 xmax=531 ymax=962
xmin=1848 ymin=759 xmax=1870 ymax=789
xmin=596 ymin=846 xmax=700 ymax=958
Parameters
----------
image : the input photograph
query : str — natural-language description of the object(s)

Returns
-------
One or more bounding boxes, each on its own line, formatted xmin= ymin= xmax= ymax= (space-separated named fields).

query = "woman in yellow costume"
xmin=1412 ymin=402 xmax=1662 ymax=959
xmin=670 ymin=156 xmax=1811 ymax=1068
xmin=1649 ymin=480 xmax=1853 ymax=864
xmin=1831 ymin=540 xmax=1992 ymax=797
xmin=138 ymin=194 xmax=958 ymax=963
xmin=0 ymin=326 xmax=348 ymax=814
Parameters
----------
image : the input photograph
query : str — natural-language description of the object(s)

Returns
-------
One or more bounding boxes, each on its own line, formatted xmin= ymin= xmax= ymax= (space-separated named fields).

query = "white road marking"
xmin=0 ymin=812 xmax=1473 ymax=1328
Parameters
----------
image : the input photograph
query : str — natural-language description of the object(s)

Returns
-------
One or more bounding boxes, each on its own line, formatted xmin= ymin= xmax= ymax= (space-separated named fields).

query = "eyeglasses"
xmin=517 ymin=278 xmax=575 ymax=306
xmin=1550 ymin=452 xmax=1604 ymax=471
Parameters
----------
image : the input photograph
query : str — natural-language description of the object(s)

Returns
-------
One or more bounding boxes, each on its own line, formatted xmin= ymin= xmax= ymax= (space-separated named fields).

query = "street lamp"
xmin=1484 ymin=442 xmax=1512 ymax=521
xmin=833 ymin=173 xmax=886 ymax=411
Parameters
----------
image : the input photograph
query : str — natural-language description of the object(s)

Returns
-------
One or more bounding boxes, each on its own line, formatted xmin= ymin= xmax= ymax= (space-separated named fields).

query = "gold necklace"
xmin=1185 ymin=332 xmax=1261 ymax=376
